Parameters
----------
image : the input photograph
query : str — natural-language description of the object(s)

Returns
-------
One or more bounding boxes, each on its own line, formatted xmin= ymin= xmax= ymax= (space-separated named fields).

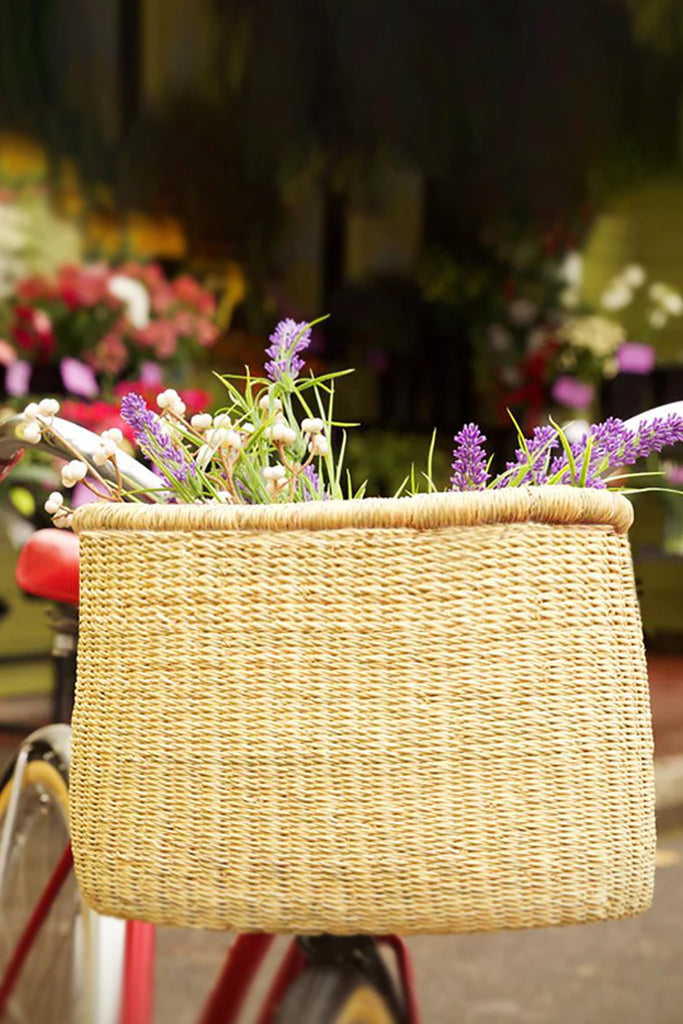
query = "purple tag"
xmin=617 ymin=342 xmax=655 ymax=375
xmin=60 ymin=357 xmax=99 ymax=398
xmin=5 ymin=360 xmax=31 ymax=397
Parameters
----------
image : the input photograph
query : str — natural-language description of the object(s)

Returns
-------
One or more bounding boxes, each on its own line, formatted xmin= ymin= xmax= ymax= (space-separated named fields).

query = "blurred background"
xmin=1 ymin=0 xmax=683 ymax=689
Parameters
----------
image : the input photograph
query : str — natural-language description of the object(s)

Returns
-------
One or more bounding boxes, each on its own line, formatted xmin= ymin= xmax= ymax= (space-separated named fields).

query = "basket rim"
xmin=71 ymin=485 xmax=634 ymax=535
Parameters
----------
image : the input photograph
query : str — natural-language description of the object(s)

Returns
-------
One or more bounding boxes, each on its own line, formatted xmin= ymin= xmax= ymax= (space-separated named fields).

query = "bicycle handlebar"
xmin=0 ymin=413 xmax=161 ymax=497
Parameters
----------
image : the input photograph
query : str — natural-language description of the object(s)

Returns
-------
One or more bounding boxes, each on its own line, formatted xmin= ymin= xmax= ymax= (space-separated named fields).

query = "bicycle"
xmin=0 ymin=412 xmax=420 ymax=1024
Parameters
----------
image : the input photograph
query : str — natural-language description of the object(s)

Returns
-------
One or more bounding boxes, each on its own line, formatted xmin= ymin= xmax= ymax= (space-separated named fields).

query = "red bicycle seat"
xmin=15 ymin=529 xmax=79 ymax=605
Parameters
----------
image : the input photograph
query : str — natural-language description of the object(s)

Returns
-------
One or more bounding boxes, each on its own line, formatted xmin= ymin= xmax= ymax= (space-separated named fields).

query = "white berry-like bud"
xmin=309 ymin=434 xmax=329 ymax=457
xmin=191 ymin=413 xmax=213 ymax=431
xmin=21 ymin=421 xmax=42 ymax=445
xmin=93 ymin=439 xmax=118 ymax=466
xmin=23 ymin=402 xmax=40 ymax=421
xmin=263 ymin=464 xmax=286 ymax=481
xmin=37 ymin=398 xmax=60 ymax=417
xmin=241 ymin=422 xmax=255 ymax=434
xmin=224 ymin=430 xmax=242 ymax=449
xmin=258 ymin=394 xmax=282 ymax=412
xmin=206 ymin=427 xmax=231 ymax=449
xmin=44 ymin=492 xmax=65 ymax=515
xmin=157 ymin=389 xmax=186 ymax=417
xmin=102 ymin=427 xmax=123 ymax=445
xmin=53 ymin=510 xmax=73 ymax=529
xmin=61 ymin=460 xmax=88 ymax=488
xmin=212 ymin=413 xmax=232 ymax=429
xmin=270 ymin=421 xmax=297 ymax=445
xmin=301 ymin=417 xmax=324 ymax=434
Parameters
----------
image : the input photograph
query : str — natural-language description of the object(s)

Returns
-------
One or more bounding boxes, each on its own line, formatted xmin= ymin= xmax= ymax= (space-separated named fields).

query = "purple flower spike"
xmin=550 ymin=413 xmax=683 ymax=485
xmin=450 ymin=423 xmax=489 ymax=491
xmin=265 ymin=319 xmax=312 ymax=382
xmin=504 ymin=425 xmax=559 ymax=485
xmin=120 ymin=391 xmax=193 ymax=485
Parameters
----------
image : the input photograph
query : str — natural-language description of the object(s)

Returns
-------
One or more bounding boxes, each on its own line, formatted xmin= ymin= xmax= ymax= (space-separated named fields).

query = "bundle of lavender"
xmin=15 ymin=317 xmax=683 ymax=530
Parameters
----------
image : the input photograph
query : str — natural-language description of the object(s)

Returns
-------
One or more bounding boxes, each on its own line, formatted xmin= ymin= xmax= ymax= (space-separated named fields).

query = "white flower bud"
xmin=53 ymin=510 xmax=73 ymax=529
xmin=241 ymin=422 xmax=255 ymax=434
xmin=258 ymin=394 xmax=282 ymax=412
xmin=61 ymin=460 xmax=88 ymax=488
xmin=301 ymin=417 xmax=324 ymax=434
xmin=191 ymin=413 xmax=213 ymax=431
xmin=664 ymin=291 xmax=683 ymax=316
xmin=263 ymin=464 xmax=286 ymax=481
xmin=93 ymin=439 xmax=118 ymax=466
xmin=102 ymin=427 xmax=123 ymax=445
xmin=270 ymin=421 xmax=297 ymax=445
xmin=44 ymin=492 xmax=65 ymax=515
xmin=37 ymin=398 xmax=60 ymax=417
xmin=157 ymin=389 xmax=186 ymax=417
xmin=648 ymin=309 xmax=667 ymax=330
xmin=212 ymin=413 xmax=232 ymax=429
xmin=21 ymin=421 xmax=42 ymax=445
xmin=206 ymin=427 xmax=231 ymax=449
xmin=622 ymin=264 xmax=645 ymax=289
xmin=22 ymin=402 xmax=40 ymax=421
xmin=224 ymin=430 xmax=242 ymax=450
xmin=309 ymin=434 xmax=330 ymax=457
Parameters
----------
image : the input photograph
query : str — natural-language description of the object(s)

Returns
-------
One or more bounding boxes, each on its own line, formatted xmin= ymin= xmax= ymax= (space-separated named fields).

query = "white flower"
xmin=108 ymin=274 xmax=150 ymax=329
xmin=266 ymin=476 xmax=288 ymax=498
xmin=20 ymin=421 xmax=42 ymax=445
xmin=301 ymin=417 xmax=324 ymax=434
xmin=622 ymin=264 xmax=646 ymax=289
xmin=508 ymin=298 xmax=537 ymax=326
xmin=648 ymin=282 xmax=669 ymax=305
xmin=648 ymin=309 xmax=667 ymax=330
xmin=258 ymin=394 xmax=282 ymax=412
xmin=37 ymin=398 xmax=60 ymax=418
xmin=241 ymin=422 xmax=255 ymax=435
xmin=212 ymin=413 xmax=232 ymax=428
xmin=663 ymin=291 xmax=683 ymax=316
xmin=191 ymin=413 xmax=213 ymax=431
xmin=263 ymin=464 xmax=286 ymax=481
xmin=44 ymin=492 xmax=64 ymax=515
xmin=157 ymin=389 xmax=186 ymax=417
xmin=61 ymin=460 xmax=88 ymax=488
xmin=269 ymin=421 xmax=297 ymax=445
xmin=309 ymin=434 xmax=330 ymax=457
xmin=22 ymin=402 xmax=41 ymax=421
xmin=600 ymin=282 xmax=632 ymax=311
xmin=558 ymin=251 xmax=583 ymax=288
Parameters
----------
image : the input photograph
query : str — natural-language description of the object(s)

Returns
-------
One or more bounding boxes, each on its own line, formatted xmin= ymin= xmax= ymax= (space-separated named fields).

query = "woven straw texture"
xmin=70 ymin=487 xmax=655 ymax=934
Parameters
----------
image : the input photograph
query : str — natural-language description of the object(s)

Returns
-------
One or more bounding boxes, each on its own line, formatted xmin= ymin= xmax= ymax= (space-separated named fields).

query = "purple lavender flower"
xmin=450 ymin=424 xmax=489 ymax=491
xmin=300 ymin=463 xmax=327 ymax=500
xmin=120 ymin=392 xmax=193 ymax=485
xmin=264 ymin=319 xmax=312 ymax=382
xmin=503 ymin=425 xmax=560 ymax=485
xmin=551 ymin=413 xmax=683 ymax=485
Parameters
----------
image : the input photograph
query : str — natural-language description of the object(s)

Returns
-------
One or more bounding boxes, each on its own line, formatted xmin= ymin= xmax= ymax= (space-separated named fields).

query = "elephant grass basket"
xmin=69 ymin=486 xmax=655 ymax=935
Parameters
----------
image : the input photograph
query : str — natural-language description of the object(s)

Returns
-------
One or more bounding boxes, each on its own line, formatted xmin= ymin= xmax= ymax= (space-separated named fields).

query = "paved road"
xmin=154 ymin=832 xmax=683 ymax=1024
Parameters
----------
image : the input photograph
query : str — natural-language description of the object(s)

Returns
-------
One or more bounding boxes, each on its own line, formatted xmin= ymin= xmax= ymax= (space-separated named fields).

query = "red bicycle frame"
xmin=0 ymin=843 xmax=421 ymax=1024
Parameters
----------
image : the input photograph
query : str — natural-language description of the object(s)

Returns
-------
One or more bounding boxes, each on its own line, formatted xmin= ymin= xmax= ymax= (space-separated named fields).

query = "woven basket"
xmin=69 ymin=487 xmax=655 ymax=935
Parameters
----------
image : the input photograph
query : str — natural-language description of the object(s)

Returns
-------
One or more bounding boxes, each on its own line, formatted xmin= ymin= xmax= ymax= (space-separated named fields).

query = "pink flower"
xmin=173 ymin=275 xmax=216 ymax=315
xmin=617 ymin=342 xmax=655 ymax=375
xmin=89 ymin=333 xmax=130 ymax=375
xmin=551 ymin=375 xmax=596 ymax=410
xmin=0 ymin=339 xmax=17 ymax=366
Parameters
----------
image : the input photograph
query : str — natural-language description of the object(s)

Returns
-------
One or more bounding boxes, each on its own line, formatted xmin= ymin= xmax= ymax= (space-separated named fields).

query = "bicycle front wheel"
xmin=274 ymin=965 xmax=403 ymax=1024
xmin=0 ymin=725 xmax=122 ymax=1024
